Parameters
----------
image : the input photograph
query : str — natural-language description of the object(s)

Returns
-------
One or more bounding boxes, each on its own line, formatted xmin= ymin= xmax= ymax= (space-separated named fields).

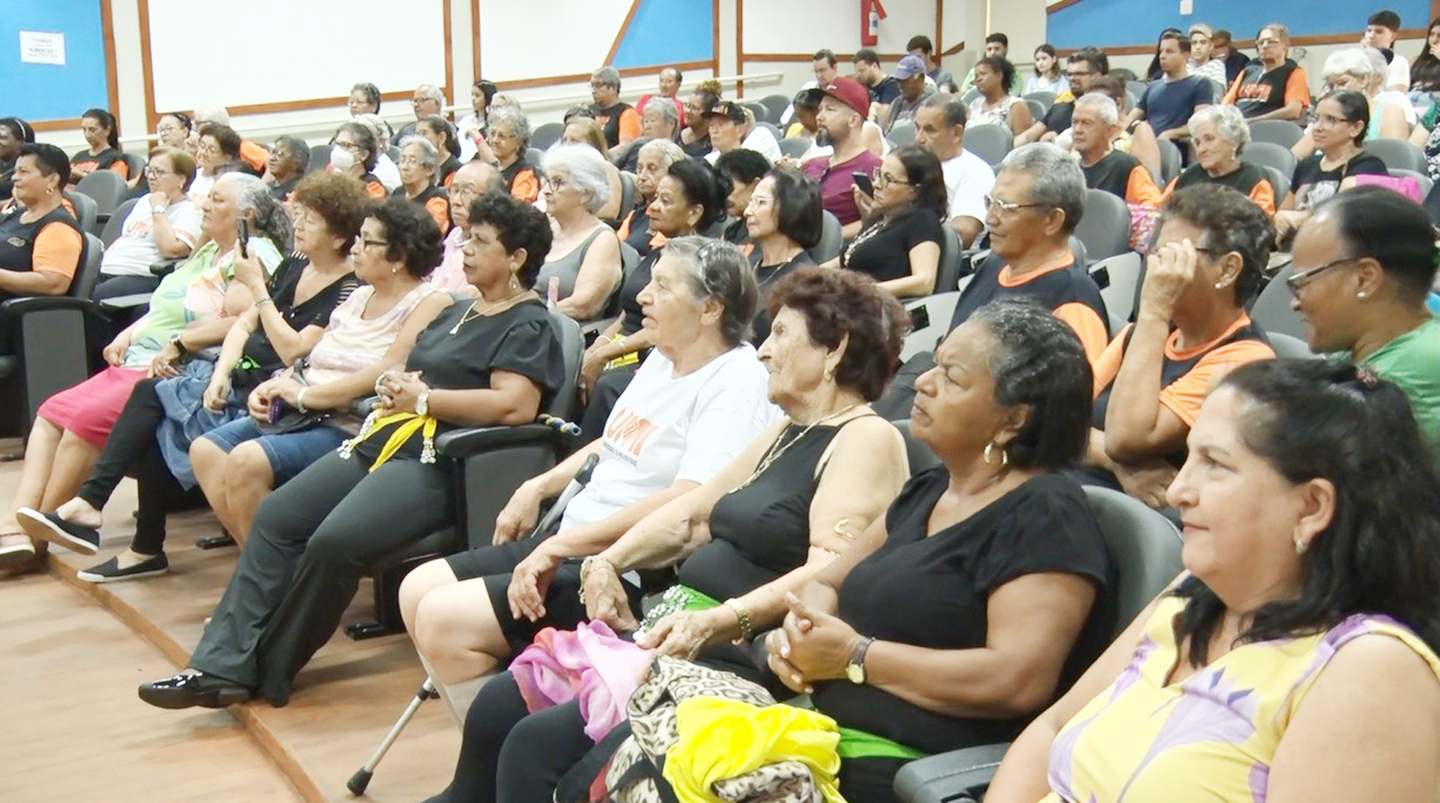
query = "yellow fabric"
xmin=352 ymin=411 xmax=437 ymax=472
xmin=664 ymin=697 xmax=845 ymax=803
xmin=1041 ymin=595 xmax=1440 ymax=803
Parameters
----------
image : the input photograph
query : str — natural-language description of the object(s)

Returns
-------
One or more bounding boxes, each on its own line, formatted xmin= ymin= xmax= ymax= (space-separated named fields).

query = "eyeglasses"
xmin=984 ymin=195 xmax=1043 ymax=214
xmin=872 ymin=168 xmax=911 ymax=188
xmin=358 ymin=238 xmax=389 ymax=250
xmin=334 ymin=141 xmax=362 ymax=152
xmin=1312 ymin=114 xmax=1357 ymax=128
xmin=1286 ymin=257 xmax=1355 ymax=295
xmin=146 ymin=167 xmax=175 ymax=178
xmin=397 ymin=156 xmax=424 ymax=167
xmin=542 ymin=176 xmax=569 ymax=191
xmin=488 ymin=130 xmax=516 ymax=142
xmin=1256 ymin=38 xmax=1282 ymax=47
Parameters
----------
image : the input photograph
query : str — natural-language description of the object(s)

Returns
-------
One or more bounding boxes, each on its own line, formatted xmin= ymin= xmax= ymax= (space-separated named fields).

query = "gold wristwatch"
xmin=845 ymin=636 xmax=875 ymax=684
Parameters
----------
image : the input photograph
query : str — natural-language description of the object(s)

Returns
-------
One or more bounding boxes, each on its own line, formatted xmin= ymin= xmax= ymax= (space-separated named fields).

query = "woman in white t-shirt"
xmin=399 ymin=237 xmax=780 ymax=689
xmin=94 ymin=147 xmax=204 ymax=299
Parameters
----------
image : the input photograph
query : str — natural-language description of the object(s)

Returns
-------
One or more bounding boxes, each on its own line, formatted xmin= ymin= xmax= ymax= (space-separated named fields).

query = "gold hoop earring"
xmin=983 ymin=442 xmax=1008 ymax=467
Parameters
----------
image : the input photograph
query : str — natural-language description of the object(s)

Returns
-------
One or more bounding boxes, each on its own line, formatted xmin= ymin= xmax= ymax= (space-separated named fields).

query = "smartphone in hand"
xmin=852 ymin=171 xmax=874 ymax=196
xmin=236 ymin=218 xmax=250 ymax=259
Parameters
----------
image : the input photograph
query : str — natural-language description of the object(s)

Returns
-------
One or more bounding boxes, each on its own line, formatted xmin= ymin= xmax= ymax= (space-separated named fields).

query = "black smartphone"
xmin=852 ymin=172 xmax=874 ymax=196
xmin=236 ymin=218 xmax=250 ymax=258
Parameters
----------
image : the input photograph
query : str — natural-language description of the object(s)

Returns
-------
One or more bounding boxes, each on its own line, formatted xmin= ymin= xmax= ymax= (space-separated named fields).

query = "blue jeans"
xmin=200 ymin=417 xmax=348 ymax=485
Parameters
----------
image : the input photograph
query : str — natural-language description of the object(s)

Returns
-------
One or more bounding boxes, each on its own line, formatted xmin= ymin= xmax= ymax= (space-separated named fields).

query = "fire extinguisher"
xmin=861 ymin=0 xmax=887 ymax=47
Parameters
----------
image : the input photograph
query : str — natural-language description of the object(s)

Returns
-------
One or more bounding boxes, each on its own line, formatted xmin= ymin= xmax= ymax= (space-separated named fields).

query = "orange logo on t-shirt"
xmin=605 ymin=408 xmax=658 ymax=459
xmin=1237 ymin=82 xmax=1272 ymax=102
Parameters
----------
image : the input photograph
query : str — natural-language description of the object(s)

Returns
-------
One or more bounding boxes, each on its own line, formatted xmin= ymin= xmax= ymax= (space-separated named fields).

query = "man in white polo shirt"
xmin=912 ymin=94 xmax=994 ymax=247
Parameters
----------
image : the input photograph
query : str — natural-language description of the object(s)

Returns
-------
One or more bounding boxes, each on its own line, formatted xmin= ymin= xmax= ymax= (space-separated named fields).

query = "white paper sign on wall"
xmin=19 ymin=31 xmax=66 ymax=66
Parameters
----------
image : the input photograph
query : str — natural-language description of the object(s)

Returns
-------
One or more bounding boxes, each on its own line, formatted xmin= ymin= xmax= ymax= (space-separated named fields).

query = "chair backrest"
xmin=1081 ymin=485 xmax=1185 ymax=635
xmin=1364 ymin=139 xmax=1426 ymax=175
xmin=935 ymin=226 xmax=963 ymax=293
xmin=1156 ymin=138 xmax=1182 ymax=186
xmin=526 ymin=148 xmax=548 ymax=178
xmin=1392 ymin=168 xmax=1435 ymax=199
xmin=121 ymin=152 xmax=147 ymax=181
xmin=759 ymin=95 xmax=790 ymax=124
xmin=66 ymin=191 xmax=99 ymax=235
xmin=1209 ymin=78 xmax=1228 ymax=103
xmin=778 ymin=136 xmax=812 ymax=159
xmin=741 ymin=101 xmax=767 ymax=123
xmin=73 ymin=233 xmax=105 ymax=299
xmin=1092 ymin=252 xmax=1143 ymax=325
xmin=1126 ymin=80 xmax=1148 ymax=104
xmin=756 ymin=121 xmax=783 ymax=142
xmin=1024 ymin=98 xmax=1046 ymax=124
xmin=386 ymin=145 xmax=401 ymax=163
xmin=100 ymin=198 xmax=139 ymax=248
xmin=546 ymin=309 xmax=585 ymax=422
xmin=961 ymin=88 xmax=981 ymax=105
xmin=74 ymin=170 xmax=128 ymax=216
xmin=1249 ymin=263 xmax=1307 ymax=339
xmin=1248 ymin=119 xmax=1304 ymax=150
xmin=1111 ymin=67 xmax=1138 ymax=82
xmin=307 ymin=144 xmax=331 ymax=174
xmin=964 ymin=124 xmax=1012 ymax=166
xmin=530 ymin=122 xmax=564 ymax=151
xmin=1074 ymin=189 xmax=1131 ymax=263
xmin=1239 ymin=141 xmax=1298 ymax=181
xmin=617 ymin=172 xmax=636 ymax=221
xmin=889 ymin=120 xmax=917 ymax=148
xmin=892 ymin=419 xmax=941 ymax=476
xmin=1267 ymin=331 xmax=1315 ymax=358
xmin=808 ymin=211 xmax=843 ymax=264
xmin=1024 ymin=90 xmax=1056 ymax=111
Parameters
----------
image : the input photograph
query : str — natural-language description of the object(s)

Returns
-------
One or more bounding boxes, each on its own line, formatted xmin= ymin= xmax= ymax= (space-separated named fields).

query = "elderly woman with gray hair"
xmin=619 ymin=138 xmax=686 ymax=256
xmin=1292 ymin=47 xmax=1415 ymax=159
xmin=536 ymin=144 xmax=623 ymax=320
xmin=489 ymin=106 xmax=541 ymax=204
xmin=616 ymin=97 xmax=682 ymax=173
xmin=1160 ymin=104 xmax=1278 ymax=214
xmin=393 ymin=135 xmax=451 ymax=234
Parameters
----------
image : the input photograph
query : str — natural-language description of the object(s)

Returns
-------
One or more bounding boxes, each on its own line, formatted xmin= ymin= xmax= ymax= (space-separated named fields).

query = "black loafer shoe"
xmin=15 ymin=508 xmax=100 ymax=555
xmin=138 ymin=672 xmax=253 ymax=709
xmin=77 ymin=553 xmax=168 ymax=583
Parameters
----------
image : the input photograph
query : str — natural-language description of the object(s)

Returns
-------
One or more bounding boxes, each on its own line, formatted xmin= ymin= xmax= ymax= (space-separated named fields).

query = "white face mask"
xmin=330 ymin=145 xmax=356 ymax=172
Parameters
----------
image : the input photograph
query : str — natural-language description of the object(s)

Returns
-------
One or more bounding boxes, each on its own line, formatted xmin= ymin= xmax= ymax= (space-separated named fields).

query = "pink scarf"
xmin=510 ymin=620 xmax=654 ymax=742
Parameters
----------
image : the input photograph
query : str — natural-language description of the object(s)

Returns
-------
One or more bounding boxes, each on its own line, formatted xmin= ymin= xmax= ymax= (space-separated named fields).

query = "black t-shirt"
xmin=841 ymin=208 xmax=944 ymax=283
xmin=237 ymin=256 xmax=359 ymax=388
xmin=751 ymin=251 xmax=816 ymax=344
xmin=353 ymin=299 xmax=567 ymax=461
xmin=0 ymin=158 xmax=16 ymax=202
xmin=678 ymin=132 xmax=712 ymax=159
xmin=624 ymin=203 xmax=656 ymax=256
xmin=270 ymin=176 xmax=301 ymax=201
xmin=810 ymin=470 xmax=1113 ymax=754
xmin=1045 ymin=101 xmax=1075 ymax=134
xmin=1172 ymin=161 xmax=1273 ymax=198
xmin=722 ymin=217 xmax=750 ymax=246
xmin=620 ymin=248 xmax=663 ymax=335
xmin=438 ymin=156 xmax=462 ymax=187
xmin=1291 ymin=152 xmax=1388 ymax=211
xmin=871 ymin=76 xmax=902 ymax=106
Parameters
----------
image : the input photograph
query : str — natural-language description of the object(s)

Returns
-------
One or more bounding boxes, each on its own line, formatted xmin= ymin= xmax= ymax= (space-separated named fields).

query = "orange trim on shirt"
xmin=1091 ymin=324 xmax=1132 ymax=398
xmin=239 ymin=140 xmax=269 ymax=173
xmin=1160 ymin=338 xmax=1276 ymax=426
xmin=32 ymin=222 xmax=83 ymax=282
xmin=511 ymin=169 xmax=540 ymax=203
xmin=1126 ymin=166 xmax=1163 ymax=208
xmin=618 ymin=109 xmax=642 ymax=143
xmin=365 ymin=180 xmax=386 ymax=200
xmin=617 ymin=208 xmax=635 ymax=241
xmin=443 ymin=171 xmax=456 ymax=190
xmin=108 ymin=161 xmax=130 ymax=181
xmin=1164 ymin=313 xmax=1256 ymax=360
xmin=997 ymin=251 xmax=1078 ymax=288
xmin=424 ymin=196 xmax=451 ymax=235
xmin=1249 ymin=179 xmax=1276 ymax=216
xmin=1283 ymin=68 xmax=1312 ymax=108
xmin=1053 ymin=302 xmax=1110 ymax=364
xmin=1222 ymin=74 xmax=1242 ymax=105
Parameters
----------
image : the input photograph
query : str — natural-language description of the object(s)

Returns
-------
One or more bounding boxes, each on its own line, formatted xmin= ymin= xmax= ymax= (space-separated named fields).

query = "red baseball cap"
xmin=820 ymin=77 xmax=870 ymax=118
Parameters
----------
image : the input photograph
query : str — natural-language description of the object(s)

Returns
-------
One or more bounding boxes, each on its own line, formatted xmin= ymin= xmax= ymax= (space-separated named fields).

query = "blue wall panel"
xmin=611 ymin=0 xmax=714 ymax=69
xmin=1048 ymin=0 xmax=1431 ymax=50
xmin=1 ymin=0 xmax=111 ymax=122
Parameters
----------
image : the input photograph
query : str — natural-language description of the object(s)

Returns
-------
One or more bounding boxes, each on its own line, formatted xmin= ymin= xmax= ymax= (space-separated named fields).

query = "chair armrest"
xmin=97 ymin=293 xmax=153 ymax=311
xmin=436 ymin=423 xmax=558 ymax=458
xmin=150 ymin=258 xmax=185 ymax=277
xmin=0 ymin=296 xmax=94 ymax=317
xmin=892 ymin=743 xmax=1011 ymax=803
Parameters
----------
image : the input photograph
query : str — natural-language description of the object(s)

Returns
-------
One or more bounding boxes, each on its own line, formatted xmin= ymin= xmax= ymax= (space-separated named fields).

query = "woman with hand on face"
xmin=393 ymin=136 xmax=452 ymax=235
xmin=14 ymin=174 xmax=369 ymax=580
xmin=487 ymin=107 xmax=540 ymax=204
xmin=1273 ymin=91 xmax=1388 ymax=245
xmin=985 ymin=359 xmax=1440 ymax=803
xmin=840 ymin=145 xmax=946 ymax=299
xmin=617 ymin=139 xmax=685 ymax=257
xmin=536 ymin=144 xmax=622 ymax=321
xmin=137 ymin=193 xmax=567 ymax=710
xmin=4 ymin=174 xmax=288 ymax=571
xmin=418 ymin=268 xmax=910 ymax=803
xmin=187 ymin=198 xmax=449 ymax=548
xmin=764 ymin=300 xmax=1113 ymax=803
xmin=1083 ymin=185 xmax=1276 ymax=510
xmin=744 ymin=168 xmax=823 ymax=343
xmin=69 ymin=108 xmax=129 ymax=185
xmin=0 ymin=117 xmax=36 ymax=202
xmin=328 ymin=121 xmax=388 ymax=201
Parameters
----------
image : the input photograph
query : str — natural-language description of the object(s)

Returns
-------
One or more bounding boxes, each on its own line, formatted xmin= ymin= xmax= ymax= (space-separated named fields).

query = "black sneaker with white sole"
xmin=15 ymin=508 xmax=100 ymax=555
xmin=0 ymin=540 xmax=37 ymax=569
xmin=77 ymin=553 xmax=169 ymax=583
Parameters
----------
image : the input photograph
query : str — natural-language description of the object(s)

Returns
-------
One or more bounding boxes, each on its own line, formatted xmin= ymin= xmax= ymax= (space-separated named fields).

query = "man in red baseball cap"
xmin=801 ymin=76 xmax=883 ymax=239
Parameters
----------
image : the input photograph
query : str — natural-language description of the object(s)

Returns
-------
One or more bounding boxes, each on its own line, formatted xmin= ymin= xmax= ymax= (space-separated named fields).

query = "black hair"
xmin=854 ymin=48 xmax=880 ymax=66
xmin=160 ymin=111 xmax=192 ymax=133
xmin=976 ymin=56 xmax=1017 ymax=95
xmin=813 ymin=49 xmax=837 ymax=67
xmin=715 ymin=149 xmax=770 ymax=188
xmin=890 ymin=145 xmax=948 ymax=222
xmin=563 ymin=106 xmax=595 ymax=124
xmin=82 ymin=108 xmax=120 ymax=150
xmin=1413 ymin=40 xmax=1440 ymax=90
xmin=667 ymin=158 xmax=725 ymax=231
xmin=1034 ymin=44 xmax=1059 ymax=78
xmin=468 ymin=191 xmax=554 ymax=287
xmin=352 ymin=82 xmax=382 ymax=112
xmin=336 ymin=121 xmax=380 ymax=172
xmin=419 ymin=115 xmax=462 ymax=158
xmin=767 ymin=167 xmax=823 ymax=250
xmin=1146 ymin=28 xmax=1186 ymax=80
xmin=1174 ymin=359 xmax=1440 ymax=663
xmin=0 ymin=117 xmax=35 ymax=149
xmin=199 ymin=123 xmax=243 ymax=159
xmin=907 ymin=35 xmax=935 ymax=55
xmin=1070 ymin=47 xmax=1109 ymax=75
xmin=1321 ymin=89 xmax=1371 ymax=146
xmin=986 ymin=32 xmax=1009 ymax=47
xmin=793 ymin=88 xmax=823 ymax=113
xmin=1160 ymin=29 xmax=1191 ymax=53
xmin=473 ymin=79 xmax=498 ymax=108
xmin=1162 ymin=184 xmax=1273 ymax=306
xmin=966 ymin=298 xmax=1094 ymax=470
xmin=1369 ymin=10 xmax=1401 ymax=30
xmin=368 ymin=197 xmax=445 ymax=278
xmin=1317 ymin=185 xmax=1440 ymax=303
xmin=272 ymin=135 xmax=310 ymax=173
xmin=18 ymin=142 xmax=72 ymax=188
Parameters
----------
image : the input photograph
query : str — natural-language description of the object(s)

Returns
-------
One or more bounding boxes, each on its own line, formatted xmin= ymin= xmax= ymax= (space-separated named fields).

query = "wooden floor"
xmin=0 ymin=441 xmax=462 ymax=803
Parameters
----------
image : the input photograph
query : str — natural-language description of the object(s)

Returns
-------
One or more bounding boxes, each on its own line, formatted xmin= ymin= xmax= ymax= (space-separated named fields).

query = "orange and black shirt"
xmin=502 ymin=157 xmax=540 ymax=203
xmin=949 ymin=252 xmax=1110 ymax=363
xmin=590 ymin=101 xmax=641 ymax=149
xmin=393 ymin=184 xmax=451 ymax=235
xmin=70 ymin=148 xmax=129 ymax=182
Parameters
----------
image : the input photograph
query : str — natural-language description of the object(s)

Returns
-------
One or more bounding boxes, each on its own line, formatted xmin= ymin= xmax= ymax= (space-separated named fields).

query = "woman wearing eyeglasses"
xmin=488 ymin=107 xmax=540 ymax=204
xmin=328 ymin=121 xmax=388 ymax=200
xmin=1289 ymin=186 xmax=1439 ymax=451
xmin=93 ymin=148 xmax=204 ymax=303
xmin=1273 ymin=91 xmax=1388 ymax=245
xmin=838 ymin=145 xmax=946 ymax=299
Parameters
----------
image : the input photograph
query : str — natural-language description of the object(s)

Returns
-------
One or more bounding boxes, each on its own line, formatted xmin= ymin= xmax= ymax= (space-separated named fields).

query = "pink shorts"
xmin=37 ymin=366 xmax=147 ymax=449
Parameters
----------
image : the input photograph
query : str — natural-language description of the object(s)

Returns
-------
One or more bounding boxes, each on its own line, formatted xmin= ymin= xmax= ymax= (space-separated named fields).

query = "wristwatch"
xmin=845 ymin=636 xmax=876 ymax=684
xmin=415 ymin=389 xmax=431 ymax=417
xmin=167 ymin=332 xmax=188 ymax=356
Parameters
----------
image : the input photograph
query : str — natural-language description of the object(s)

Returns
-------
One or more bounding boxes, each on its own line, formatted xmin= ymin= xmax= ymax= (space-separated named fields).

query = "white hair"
xmin=1075 ymin=93 xmax=1119 ymax=125
xmin=542 ymin=143 xmax=612 ymax=214
xmin=642 ymin=97 xmax=680 ymax=128
xmin=417 ymin=84 xmax=445 ymax=104
xmin=194 ymin=106 xmax=230 ymax=126
xmin=1188 ymin=104 xmax=1250 ymax=153
xmin=638 ymin=138 xmax=685 ymax=167
xmin=400 ymin=135 xmax=439 ymax=169
xmin=1323 ymin=48 xmax=1382 ymax=83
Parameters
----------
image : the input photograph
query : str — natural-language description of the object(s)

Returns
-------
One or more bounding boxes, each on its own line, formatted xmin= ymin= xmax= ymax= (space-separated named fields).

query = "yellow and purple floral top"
xmin=1042 ymin=594 xmax=1440 ymax=803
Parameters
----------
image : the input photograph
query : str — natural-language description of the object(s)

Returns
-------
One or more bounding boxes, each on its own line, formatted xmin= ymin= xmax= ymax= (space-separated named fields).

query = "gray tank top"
xmin=535 ymin=225 xmax=609 ymax=302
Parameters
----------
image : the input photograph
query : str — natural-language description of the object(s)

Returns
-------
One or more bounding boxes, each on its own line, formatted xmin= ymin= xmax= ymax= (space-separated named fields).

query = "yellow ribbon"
xmin=340 ymin=411 xmax=438 ymax=472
